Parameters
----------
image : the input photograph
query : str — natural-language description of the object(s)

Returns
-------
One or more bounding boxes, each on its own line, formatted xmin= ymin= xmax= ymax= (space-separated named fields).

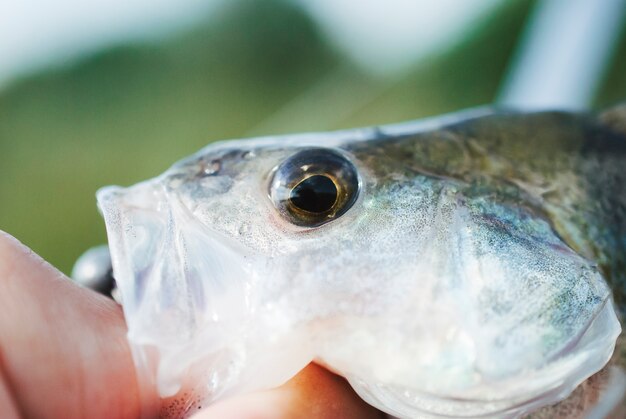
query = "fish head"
xmin=97 ymin=110 xmax=621 ymax=417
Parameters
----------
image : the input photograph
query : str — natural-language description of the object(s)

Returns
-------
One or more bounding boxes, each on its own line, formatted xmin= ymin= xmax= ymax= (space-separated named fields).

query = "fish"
xmin=96 ymin=104 xmax=626 ymax=418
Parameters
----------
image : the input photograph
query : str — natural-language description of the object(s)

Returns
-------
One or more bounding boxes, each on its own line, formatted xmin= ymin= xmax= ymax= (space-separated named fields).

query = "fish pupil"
xmin=290 ymin=175 xmax=337 ymax=213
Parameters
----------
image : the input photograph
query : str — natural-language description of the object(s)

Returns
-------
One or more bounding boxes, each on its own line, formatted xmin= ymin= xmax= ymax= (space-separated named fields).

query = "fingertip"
xmin=194 ymin=363 xmax=383 ymax=419
xmin=0 ymin=229 xmax=20 ymax=246
xmin=0 ymin=236 xmax=143 ymax=419
xmin=0 ymin=230 xmax=32 ymax=274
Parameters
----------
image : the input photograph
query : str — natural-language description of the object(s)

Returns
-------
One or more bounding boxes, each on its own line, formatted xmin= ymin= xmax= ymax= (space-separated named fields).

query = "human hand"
xmin=0 ymin=231 xmax=383 ymax=419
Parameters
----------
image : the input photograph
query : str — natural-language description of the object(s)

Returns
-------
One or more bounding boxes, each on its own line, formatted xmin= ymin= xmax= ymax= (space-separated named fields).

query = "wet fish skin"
xmin=346 ymin=107 xmax=626 ymax=417
xmin=347 ymin=108 xmax=626 ymax=318
xmin=97 ymin=105 xmax=626 ymax=418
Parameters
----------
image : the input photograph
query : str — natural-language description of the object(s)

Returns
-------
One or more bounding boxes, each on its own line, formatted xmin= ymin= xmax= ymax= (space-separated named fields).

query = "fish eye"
xmin=269 ymin=148 xmax=360 ymax=227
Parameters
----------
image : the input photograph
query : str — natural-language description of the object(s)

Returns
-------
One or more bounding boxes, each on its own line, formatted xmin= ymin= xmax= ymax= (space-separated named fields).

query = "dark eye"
xmin=269 ymin=148 xmax=360 ymax=227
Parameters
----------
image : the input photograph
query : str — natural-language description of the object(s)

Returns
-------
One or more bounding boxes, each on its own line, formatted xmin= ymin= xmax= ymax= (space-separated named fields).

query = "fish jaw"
xmin=96 ymin=181 xmax=315 ymax=402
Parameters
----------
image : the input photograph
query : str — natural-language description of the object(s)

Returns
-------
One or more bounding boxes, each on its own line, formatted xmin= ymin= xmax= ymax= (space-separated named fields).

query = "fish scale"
xmin=94 ymin=105 xmax=626 ymax=418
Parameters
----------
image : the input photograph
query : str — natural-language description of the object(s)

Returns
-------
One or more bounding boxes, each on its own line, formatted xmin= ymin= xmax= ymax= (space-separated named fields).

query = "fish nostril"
xmin=199 ymin=159 xmax=221 ymax=177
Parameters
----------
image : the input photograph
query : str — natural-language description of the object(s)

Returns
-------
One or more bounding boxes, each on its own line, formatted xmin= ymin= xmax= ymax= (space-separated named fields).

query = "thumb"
xmin=194 ymin=363 xmax=384 ymax=419
xmin=0 ymin=231 xmax=151 ymax=419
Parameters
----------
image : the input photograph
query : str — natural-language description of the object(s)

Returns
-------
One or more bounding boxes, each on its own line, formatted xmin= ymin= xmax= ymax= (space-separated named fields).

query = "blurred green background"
xmin=1 ymin=0 xmax=625 ymax=274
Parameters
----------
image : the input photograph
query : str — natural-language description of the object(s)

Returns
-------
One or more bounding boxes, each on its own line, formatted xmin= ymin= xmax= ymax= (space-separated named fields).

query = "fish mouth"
xmin=97 ymin=181 xmax=314 ymax=403
xmin=97 ymin=180 xmax=253 ymax=396
xmin=344 ymin=298 xmax=621 ymax=419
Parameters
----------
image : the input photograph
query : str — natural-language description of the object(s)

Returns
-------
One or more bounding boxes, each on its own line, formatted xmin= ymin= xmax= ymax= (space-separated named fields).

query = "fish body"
xmin=98 ymin=105 xmax=626 ymax=418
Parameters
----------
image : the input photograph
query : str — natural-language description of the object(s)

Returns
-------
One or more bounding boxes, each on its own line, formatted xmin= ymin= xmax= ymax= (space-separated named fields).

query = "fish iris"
xmin=269 ymin=147 xmax=360 ymax=227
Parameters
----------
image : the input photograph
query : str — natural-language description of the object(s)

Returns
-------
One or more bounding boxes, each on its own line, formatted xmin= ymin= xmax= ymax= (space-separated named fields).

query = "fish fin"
xmin=599 ymin=103 xmax=626 ymax=136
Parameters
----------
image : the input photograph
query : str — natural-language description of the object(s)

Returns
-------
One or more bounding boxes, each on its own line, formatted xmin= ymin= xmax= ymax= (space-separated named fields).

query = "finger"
xmin=194 ymin=363 xmax=384 ymax=419
xmin=0 ymin=231 xmax=150 ymax=419
xmin=0 ymin=359 xmax=20 ymax=419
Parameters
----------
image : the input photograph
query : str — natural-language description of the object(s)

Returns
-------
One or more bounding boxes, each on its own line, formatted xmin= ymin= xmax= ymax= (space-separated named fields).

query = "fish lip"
xmin=97 ymin=179 xmax=249 ymax=326
xmin=96 ymin=182 xmax=161 ymax=324
xmin=97 ymin=179 xmax=263 ymax=397
xmin=346 ymin=298 xmax=621 ymax=419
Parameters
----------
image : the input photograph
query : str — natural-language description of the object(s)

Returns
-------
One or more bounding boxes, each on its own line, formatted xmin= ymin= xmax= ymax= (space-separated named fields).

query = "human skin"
xmin=0 ymin=231 xmax=382 ymax=419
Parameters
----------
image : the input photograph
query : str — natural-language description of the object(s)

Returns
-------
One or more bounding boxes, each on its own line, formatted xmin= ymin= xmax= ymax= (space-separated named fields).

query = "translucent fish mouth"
xmin=98 ymin=181 xmax=249 ymax=392
xmin=346 ymin=299 xmax=621 ymax=419
xmin=97 ymin=182 xmax=313 ymax=405
xmin=97 ymin=183 xmax=170 ymax=327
